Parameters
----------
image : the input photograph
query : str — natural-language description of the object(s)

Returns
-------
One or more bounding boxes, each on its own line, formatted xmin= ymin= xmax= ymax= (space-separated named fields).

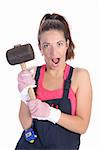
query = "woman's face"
xmin=39 ymin=30 xmax=69 ymax=70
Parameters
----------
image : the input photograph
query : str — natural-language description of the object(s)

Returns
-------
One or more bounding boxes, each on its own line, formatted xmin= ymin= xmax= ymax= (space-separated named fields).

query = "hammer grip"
xmin=20 ymin=63 xmax=36 ymax=100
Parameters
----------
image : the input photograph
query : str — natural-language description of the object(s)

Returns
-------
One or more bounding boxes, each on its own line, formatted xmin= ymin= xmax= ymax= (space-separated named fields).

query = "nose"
xmin=49 ymin=45 xmax=57 ymax=57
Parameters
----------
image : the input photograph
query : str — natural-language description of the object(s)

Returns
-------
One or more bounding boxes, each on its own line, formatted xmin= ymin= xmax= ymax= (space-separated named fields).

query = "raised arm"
xmin=18 ymin=67 xmax=37 ymax=129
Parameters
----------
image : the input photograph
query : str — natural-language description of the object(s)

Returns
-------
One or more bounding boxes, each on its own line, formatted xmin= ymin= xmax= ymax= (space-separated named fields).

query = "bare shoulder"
xmin=74 ymin=68 xmax=91 ymax=87
xmin=73 ymin=66 xmax=90 ymax=79
xmin=71 ymin=67 xmax=92 ymax=92
xmin=73 ymin=66 xmax=89 ymax=76
xmin=75 ymin=67 xmax=91 ymax=84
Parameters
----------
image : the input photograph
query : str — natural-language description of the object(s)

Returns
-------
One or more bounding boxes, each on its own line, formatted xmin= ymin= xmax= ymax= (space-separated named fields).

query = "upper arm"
xmin=76 ymin=69 xmax=92 ymax=129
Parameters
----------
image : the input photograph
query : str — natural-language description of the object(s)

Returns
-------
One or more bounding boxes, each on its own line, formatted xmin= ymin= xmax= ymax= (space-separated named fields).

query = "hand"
xmin=27 ymin=99 xmax=61 ymax=124
xmin=17 ymin=67 xmax=37 ymax=102
xmin=18 ymin=67 xmax=36 ymax=92
xmin=27 ymin=99 xmax=50 ymax=118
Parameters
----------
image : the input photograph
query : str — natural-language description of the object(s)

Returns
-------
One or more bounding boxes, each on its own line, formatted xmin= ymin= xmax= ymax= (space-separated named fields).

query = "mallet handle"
xmin=20 ymin=63 xmax=36 ymax=100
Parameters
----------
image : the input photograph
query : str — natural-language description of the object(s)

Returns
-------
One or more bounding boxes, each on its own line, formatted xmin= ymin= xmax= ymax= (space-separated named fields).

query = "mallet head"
xmin=6 ymin=44 xmax=35 ymax=65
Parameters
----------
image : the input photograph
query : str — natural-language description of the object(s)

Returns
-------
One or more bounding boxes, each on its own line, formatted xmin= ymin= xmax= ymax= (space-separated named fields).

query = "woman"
xmin=15 ymin=13 xmax=92 ymax=150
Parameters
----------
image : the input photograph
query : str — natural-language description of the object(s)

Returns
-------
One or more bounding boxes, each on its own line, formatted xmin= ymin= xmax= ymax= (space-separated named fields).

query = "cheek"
xmin=42 ymin=49 xmax=51 ymax=57
xmin=60 ymin=48 xmax=67 ymax=56
xmin=43 ymin=51 xmax=50 ymax=62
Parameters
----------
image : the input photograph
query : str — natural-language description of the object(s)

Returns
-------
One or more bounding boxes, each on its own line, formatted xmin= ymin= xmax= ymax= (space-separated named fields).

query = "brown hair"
xmin=38 ymin=13 xmax=75 ymax=60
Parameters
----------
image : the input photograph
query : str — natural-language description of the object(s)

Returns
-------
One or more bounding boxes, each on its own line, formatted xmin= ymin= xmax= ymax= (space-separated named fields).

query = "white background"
xmin=0 ymin=0 xmax=98 ymax=150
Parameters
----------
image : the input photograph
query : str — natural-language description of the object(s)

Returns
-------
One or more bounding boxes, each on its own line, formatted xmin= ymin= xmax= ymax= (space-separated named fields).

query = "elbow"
xmin=79 ymin=127 xmax=87 ymax=134
xmin=79 ymin=123 xmax=89 ymax=134
xmin=77 ymin=116 xmax=90 ymax=134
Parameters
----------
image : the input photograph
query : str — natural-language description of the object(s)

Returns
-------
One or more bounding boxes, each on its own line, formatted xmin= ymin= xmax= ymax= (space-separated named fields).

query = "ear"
xmin=66 ymin=39 xmax=69 ymax=49
xmin=38 ymin=43 xmax=43 ymax=55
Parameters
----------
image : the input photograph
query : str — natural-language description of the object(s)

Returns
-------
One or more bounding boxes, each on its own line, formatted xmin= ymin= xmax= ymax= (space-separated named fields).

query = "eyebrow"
xmin=57 ymin=40 xmax=64 ymax=43
xmin=42 ymin=40 xmax=64 ymax=45
xmin=42 ymin=42 xmax=50 ymax=45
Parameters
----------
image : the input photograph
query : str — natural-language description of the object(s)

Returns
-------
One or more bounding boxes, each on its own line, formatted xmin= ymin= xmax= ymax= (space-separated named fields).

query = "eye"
xmin=57 ymin=42 xmax=64 ymax=47
xmin=43 ymin=44 xmax=49 ymax=49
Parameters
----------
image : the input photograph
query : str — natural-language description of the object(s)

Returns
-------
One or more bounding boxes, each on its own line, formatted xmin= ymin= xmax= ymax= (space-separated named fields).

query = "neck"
xmin=46 ymin=63 xmax=66 ymax=78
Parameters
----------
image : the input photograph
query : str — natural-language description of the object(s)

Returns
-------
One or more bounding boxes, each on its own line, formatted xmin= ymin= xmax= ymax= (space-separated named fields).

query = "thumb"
xmin=27 ymin=66 xmax=37 ymax=78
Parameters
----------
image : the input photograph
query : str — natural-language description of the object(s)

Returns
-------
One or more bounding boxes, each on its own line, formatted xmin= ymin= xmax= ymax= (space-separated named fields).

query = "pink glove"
xmin=27 ymin=99 xmax=61 ymax=124
xmin=18 ymin=67 xmax=37 ymax=102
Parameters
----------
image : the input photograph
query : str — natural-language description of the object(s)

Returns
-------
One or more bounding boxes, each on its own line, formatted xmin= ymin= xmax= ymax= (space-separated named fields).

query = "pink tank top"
xmin=36 ymin=64 xmax=76 ymax=115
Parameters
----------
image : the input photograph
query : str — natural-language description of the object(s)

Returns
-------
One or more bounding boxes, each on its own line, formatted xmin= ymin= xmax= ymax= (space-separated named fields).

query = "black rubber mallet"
xmin=6 ymin=43 xmax=36 ymax=99
xmin=6 ymin=43 xmax=37 ymax=143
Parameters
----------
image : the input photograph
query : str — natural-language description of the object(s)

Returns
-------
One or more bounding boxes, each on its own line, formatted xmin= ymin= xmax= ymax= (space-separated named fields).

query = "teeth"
xmin=52 ymin=58 xmax=60 ymax=64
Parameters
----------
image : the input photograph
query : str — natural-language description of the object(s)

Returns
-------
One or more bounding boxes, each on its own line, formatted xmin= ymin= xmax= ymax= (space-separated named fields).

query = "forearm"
xmin=19 ymin=101 xmax=32 ymax=130
xmin=57 ymin=113 xmax=88 ymax=134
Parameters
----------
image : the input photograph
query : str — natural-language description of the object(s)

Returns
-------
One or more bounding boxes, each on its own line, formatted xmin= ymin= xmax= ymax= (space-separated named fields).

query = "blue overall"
xmin=15 ymin=66 xmax=80 ymax=150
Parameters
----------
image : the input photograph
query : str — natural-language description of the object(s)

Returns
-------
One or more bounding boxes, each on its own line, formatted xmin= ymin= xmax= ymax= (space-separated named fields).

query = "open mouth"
xmin=52 ymin=58 xmax=60 ymax=64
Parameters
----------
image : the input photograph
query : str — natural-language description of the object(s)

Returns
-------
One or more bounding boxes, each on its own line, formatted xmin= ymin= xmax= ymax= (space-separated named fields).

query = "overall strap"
xmin=35 ymin=66 xmax=42 ymax=85
xmin=34 ymin=66 xmax=42 ymax=95
xmin=64 ymin=66 xmax=74 ymax=91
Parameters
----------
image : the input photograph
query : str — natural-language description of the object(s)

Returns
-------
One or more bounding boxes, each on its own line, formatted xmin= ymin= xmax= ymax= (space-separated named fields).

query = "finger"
xmin=27 ymin=101 xmax=37 ymax=110
xmin=31 ymin=107 xmax=38 ymax=115
xmin=28 ymin=67 xmax=37 ymax=78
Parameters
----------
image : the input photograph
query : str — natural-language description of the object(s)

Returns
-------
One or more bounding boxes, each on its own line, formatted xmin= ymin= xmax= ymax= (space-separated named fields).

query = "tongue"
xmin=52 ymin=58 xmax=60 ymax=64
